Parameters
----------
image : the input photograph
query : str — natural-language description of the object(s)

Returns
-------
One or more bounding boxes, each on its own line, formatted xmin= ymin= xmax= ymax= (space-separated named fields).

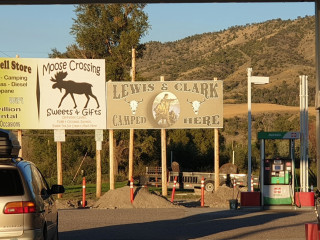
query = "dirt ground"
xmin=56 ymin=185 xmax=244 ymax=210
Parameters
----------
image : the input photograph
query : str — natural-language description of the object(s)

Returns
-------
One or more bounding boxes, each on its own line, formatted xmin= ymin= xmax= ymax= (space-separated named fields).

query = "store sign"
xmin=0 ymin=58 xmax=106 ymax=129
xmin=106 ymin=80 xmax=223 ymax=129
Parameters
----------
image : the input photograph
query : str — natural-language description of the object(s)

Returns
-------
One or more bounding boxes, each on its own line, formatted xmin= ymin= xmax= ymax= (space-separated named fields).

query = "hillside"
xmin=137 ymin=16 xmax=316 ymax=106
xmin=224 ymin=103 xmax=317 ymax=119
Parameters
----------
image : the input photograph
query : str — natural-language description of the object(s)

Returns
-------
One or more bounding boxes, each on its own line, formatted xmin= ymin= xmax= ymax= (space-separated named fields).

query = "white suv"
xmin=0 ymin=130 xmax=64 ymax=240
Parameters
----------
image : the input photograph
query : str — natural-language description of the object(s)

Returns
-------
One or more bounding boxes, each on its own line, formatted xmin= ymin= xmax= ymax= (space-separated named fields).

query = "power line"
xmin=0 ymin=50 xmax=12 ymax=57
xmin=0 ymin=50 xmax=51 ymax=58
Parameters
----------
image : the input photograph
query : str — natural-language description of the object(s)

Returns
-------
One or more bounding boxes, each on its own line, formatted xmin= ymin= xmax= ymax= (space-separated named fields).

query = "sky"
xmin=0 ymin=2 xmax=315 ymax=58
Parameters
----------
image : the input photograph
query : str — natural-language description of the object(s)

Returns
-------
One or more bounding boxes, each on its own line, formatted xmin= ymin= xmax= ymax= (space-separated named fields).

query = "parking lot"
xmin=59 ymin=207 xmax=317 ymax=240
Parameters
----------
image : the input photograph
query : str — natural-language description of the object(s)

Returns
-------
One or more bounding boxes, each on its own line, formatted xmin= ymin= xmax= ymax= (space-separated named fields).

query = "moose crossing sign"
xmin=106 ymin=80 xmax=223 ymax=129
xmin=0 ymin=58 xmax=106 ymax=130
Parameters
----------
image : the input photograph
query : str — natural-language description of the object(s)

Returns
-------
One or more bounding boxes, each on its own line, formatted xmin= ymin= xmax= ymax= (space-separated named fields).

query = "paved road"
xmin=59 ymin=207 xmax=317 ymax=240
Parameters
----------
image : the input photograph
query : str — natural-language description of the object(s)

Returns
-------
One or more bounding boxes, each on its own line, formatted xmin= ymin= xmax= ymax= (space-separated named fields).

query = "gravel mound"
xmin=56 ymin=185 xmax=247 ymax=210
xmin=93 ymin=186 xmax=181 ymax=209
xmin=204 ymin=185 xmax=242 ymax=208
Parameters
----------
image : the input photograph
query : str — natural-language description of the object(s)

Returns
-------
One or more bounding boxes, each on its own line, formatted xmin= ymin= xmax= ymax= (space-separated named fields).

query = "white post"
xmin=247 ymin=68 xmax=252 ymax=192
xmin=247 ymin=69 xmax=269 ymax=192
xmin=300 ymin=75 xmax=309 ymax=192
xmin=306 ymin=76 xmax=309 ymax=191
xmin=232 ymin=150 xmax=235 ymax=165
xmin=303 ymin=76 xmax=306 ymax=192
xmin=300 ymin=76 xmax=305 ymax=192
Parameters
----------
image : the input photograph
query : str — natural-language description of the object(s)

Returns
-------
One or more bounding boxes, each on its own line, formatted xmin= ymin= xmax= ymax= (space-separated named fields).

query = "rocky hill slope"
xmin=137 ymin=16 xmax=315 ymax=106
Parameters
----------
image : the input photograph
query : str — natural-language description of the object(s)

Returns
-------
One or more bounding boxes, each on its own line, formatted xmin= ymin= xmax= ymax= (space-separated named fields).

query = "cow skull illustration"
xmin=124 ymin=99 xmax=143 ymax=115
xmin=187 ymin=99 xmax=206 ymax=115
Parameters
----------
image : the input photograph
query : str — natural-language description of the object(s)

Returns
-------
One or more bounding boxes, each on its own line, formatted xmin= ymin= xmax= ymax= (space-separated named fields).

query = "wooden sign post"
xmin=95 ymin=129 xmax=103 ymax=198
xmin=128 ymin=48 xmax=136 ymax=182
xmin=214 ymin=128 xmax=219 ymax=191
xmin=214 ymin=78 xmax=220 ymax=191
xmin=160 ymin=76 xmax=168 ymax=196
xmin=109 ymin=129 xmax=115 ymax=190
xmin=54 ymin=129 xmax=65 ymax=198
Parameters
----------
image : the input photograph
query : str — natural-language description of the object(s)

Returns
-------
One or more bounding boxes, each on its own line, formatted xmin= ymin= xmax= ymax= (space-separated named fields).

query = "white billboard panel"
xmin=0 ymin=58 xmax=106 ymax=130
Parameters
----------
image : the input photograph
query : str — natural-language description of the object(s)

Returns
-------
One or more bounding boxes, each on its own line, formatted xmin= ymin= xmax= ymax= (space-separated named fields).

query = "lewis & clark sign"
xmin=107 ymin=80 xmax=223 ymax=129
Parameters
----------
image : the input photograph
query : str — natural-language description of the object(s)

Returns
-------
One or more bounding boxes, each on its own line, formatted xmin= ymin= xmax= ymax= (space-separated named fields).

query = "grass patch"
xmin=61 ymin=181 xmax=128 ymax=200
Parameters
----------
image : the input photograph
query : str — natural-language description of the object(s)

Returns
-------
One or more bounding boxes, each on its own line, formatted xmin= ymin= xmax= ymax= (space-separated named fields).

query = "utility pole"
xmin=214 ymin=77 xmax=219 ymax=191
xmin=315 ymin=0 xmax=320 ymax=189
xmin=128 ymin=48 xmax=136 ymax=182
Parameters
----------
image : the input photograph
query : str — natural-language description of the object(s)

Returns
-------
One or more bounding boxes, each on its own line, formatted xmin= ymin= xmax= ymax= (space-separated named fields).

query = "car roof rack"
xmin=0 ymin=129 xmax=21 ymax=158
xmin=0 ymin=157 xmax=23 ymax=164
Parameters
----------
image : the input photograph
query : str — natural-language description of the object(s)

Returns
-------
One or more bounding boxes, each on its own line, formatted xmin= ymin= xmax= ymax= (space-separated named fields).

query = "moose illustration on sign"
xmin=50 ymin=71 xmax=100 ymax=109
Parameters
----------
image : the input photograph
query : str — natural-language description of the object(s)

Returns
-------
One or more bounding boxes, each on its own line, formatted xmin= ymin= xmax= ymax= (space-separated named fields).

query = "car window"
xmin=30 ymin=165 xmax=46 ymax=195
xmin=22 ymin=163 xmax=37 ymax=196
xmin=36 ymin=168 xmax=50 ymax=191
xmin=31 ymin=165 xmax=50 ymax=197
xmin=0 ymin=169 xmax=24 ymax=196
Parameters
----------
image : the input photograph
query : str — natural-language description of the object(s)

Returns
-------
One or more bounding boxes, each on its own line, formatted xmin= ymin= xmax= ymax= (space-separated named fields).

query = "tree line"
xmin=23 ymin=113 xmax=317 ymax=186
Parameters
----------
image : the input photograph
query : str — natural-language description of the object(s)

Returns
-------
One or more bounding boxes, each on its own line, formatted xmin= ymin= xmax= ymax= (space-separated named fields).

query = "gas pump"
xmin=263 ymin=158 xmax=294 ymax=205
xmin=258 ymin=132 xmax=300 ymax=206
